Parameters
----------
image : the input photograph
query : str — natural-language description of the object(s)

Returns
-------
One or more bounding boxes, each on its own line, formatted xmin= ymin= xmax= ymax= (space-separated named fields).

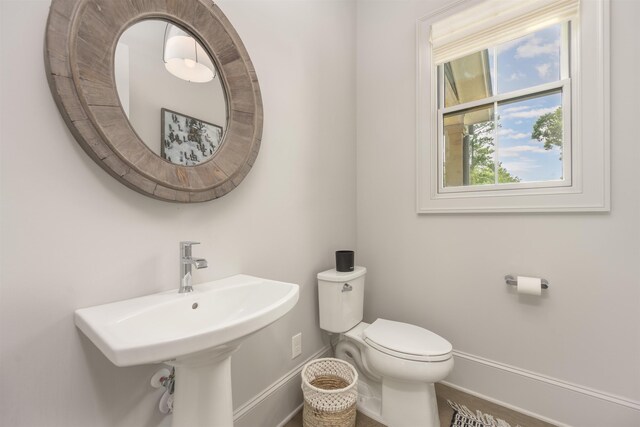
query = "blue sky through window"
xmin=497 ymin=25 xmax=561 ymax=93
xmin=495 ymin=24 xmax=563 ymax=182
xmin=498 ymin=93 xmax=562 ymax=182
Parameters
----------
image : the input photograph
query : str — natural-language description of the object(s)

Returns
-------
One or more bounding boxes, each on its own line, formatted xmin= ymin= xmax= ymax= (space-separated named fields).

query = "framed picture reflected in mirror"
xmin=161 ymin=108 xmax=223 ymax=166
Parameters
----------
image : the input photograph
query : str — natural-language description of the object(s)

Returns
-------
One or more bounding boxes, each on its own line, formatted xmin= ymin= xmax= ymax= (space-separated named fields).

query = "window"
xmin=417 ymin=0 xmax=610 ymax=213
xmin=440 ymin=23 xmax=570 ymax=191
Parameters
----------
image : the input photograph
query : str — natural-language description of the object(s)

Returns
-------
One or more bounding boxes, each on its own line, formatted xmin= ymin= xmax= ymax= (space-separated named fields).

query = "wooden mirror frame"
xmin=45 ymin=0 xmax=262 ymax=202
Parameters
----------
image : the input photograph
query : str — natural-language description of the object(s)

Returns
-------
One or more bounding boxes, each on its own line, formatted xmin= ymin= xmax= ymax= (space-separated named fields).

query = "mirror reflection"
xmin=115 ymin=20 xmax=228 ymax=166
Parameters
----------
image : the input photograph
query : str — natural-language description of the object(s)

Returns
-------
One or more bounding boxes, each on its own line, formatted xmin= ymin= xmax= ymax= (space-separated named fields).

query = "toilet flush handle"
xmin=342 ymin=283 xmax=353 ymax=292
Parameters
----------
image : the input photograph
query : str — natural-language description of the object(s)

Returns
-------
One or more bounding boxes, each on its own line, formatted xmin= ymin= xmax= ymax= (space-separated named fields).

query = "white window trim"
xmin=416 ymin=0 xmax=610 ymax=213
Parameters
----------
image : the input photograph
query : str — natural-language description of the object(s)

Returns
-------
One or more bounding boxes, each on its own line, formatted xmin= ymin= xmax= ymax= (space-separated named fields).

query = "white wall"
xmin=0 ymin=1 xmax=355 ymax=426
xmin=356 ymin=0 xmax=639 ymax=425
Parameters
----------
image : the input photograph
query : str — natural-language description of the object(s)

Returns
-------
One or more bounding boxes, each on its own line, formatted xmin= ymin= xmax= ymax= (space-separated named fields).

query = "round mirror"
xmin=45 ymin=0 xmax=263 ymax=203
xmin=115 ymin=20 xmax=228 ymax=166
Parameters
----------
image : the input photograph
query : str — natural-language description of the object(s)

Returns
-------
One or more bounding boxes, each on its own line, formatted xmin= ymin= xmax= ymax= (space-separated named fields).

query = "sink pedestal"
xmin=170 ymin=344 xmax=240 ymax=427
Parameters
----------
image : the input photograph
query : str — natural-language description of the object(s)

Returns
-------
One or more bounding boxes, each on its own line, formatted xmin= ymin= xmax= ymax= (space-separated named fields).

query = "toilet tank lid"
xmin=317 ymin=266 xmax=366 ymax=282
xmin=364 ymin=319 xmax=452 ymax=358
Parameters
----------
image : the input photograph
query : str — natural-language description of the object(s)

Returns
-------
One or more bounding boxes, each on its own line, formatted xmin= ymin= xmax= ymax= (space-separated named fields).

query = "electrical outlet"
xmin=291 ymin=333 xmax=302 ymax=359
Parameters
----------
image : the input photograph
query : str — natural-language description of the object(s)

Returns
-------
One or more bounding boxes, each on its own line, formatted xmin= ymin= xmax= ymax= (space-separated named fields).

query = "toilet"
xmin=318 ymin=266 xmax=453 ymax=427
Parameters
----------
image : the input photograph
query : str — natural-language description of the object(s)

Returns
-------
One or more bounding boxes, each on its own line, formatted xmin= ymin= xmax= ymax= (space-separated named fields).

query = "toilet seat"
xmin=363 ymin=319 xmax=452 ymax=362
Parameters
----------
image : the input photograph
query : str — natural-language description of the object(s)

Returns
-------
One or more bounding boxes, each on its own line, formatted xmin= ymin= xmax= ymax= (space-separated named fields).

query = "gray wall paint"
xmin=356 ymin=0 xmax=639 ymax=410
xmin=0 ymin=1 xmax=355 ymax=426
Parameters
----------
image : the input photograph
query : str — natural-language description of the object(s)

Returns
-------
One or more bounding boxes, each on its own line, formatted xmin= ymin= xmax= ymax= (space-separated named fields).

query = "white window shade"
xmin=431 ymin=0 xmax=579 ymax=64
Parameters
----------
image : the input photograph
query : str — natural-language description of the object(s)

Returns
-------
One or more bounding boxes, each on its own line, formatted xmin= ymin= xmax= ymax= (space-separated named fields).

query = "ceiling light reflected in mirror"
xmin=163 ymin=23 xmax=217 ymax=83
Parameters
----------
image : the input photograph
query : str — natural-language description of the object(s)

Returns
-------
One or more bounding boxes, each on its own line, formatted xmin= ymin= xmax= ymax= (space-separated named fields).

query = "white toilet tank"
xmin=317 ymin=266 xmax=366 ymax=333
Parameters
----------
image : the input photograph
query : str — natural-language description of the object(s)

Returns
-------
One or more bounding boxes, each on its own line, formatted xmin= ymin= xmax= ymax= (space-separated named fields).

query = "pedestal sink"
xmin=75 ymin=275 xmax=299 ymax=426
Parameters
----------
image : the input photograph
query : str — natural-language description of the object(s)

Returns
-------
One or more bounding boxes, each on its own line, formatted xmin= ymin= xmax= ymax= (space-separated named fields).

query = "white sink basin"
xmin=76 ymin=274 xmax=299 ymax=366
xmin=75 ymin=274 xmax=299 ymax=427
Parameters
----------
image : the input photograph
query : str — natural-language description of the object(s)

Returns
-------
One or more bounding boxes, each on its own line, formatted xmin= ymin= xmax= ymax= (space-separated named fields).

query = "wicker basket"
xmin=301 ymin=358 xmax=358 ymax=427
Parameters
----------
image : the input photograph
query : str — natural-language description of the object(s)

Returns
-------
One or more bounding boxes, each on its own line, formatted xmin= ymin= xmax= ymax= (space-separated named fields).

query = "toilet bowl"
xmin=318 ymin=267 xmax=453 ymax=427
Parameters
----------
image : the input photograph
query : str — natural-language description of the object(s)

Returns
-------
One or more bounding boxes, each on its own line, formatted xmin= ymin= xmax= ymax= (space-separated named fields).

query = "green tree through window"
xmin=466 ymin=120 xmax=520 ymax=185
xmin=532 ymin=107 xmax=563 ymax=159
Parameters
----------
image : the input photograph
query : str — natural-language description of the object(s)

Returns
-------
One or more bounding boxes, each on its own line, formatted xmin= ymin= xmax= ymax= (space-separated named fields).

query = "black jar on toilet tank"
xmin=335 ymin=250 xmax=354 ymax=272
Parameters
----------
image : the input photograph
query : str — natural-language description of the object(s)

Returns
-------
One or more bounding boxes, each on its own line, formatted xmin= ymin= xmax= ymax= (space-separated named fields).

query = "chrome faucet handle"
xmin=193 ymin=259 xmax=208 ymax=269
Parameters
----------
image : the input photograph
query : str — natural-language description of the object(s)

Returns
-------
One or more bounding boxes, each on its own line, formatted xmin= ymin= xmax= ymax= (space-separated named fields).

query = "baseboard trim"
xmin=233 ymin=345 xmax=331 ymax=423
xmin=452 ymin=350 xmax=640 ymax=411
xmin=276 ymin=403 xmax=304 ymax=427
xmin=232 ymin=347 xmax=639 ymax=426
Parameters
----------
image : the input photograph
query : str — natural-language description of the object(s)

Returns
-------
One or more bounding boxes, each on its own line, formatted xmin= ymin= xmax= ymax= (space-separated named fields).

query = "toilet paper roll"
xmin=517 ymin=276 xmax=542 ymax=296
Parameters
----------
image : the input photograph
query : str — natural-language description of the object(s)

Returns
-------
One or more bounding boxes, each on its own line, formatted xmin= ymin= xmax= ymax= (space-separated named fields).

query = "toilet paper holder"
xmin=505 ymin=275 xmax=549 ymax=289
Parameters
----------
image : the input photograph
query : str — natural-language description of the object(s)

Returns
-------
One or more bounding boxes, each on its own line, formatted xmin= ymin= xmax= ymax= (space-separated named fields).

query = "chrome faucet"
xmin=179 ymin=241 xmax=208 ymax=293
